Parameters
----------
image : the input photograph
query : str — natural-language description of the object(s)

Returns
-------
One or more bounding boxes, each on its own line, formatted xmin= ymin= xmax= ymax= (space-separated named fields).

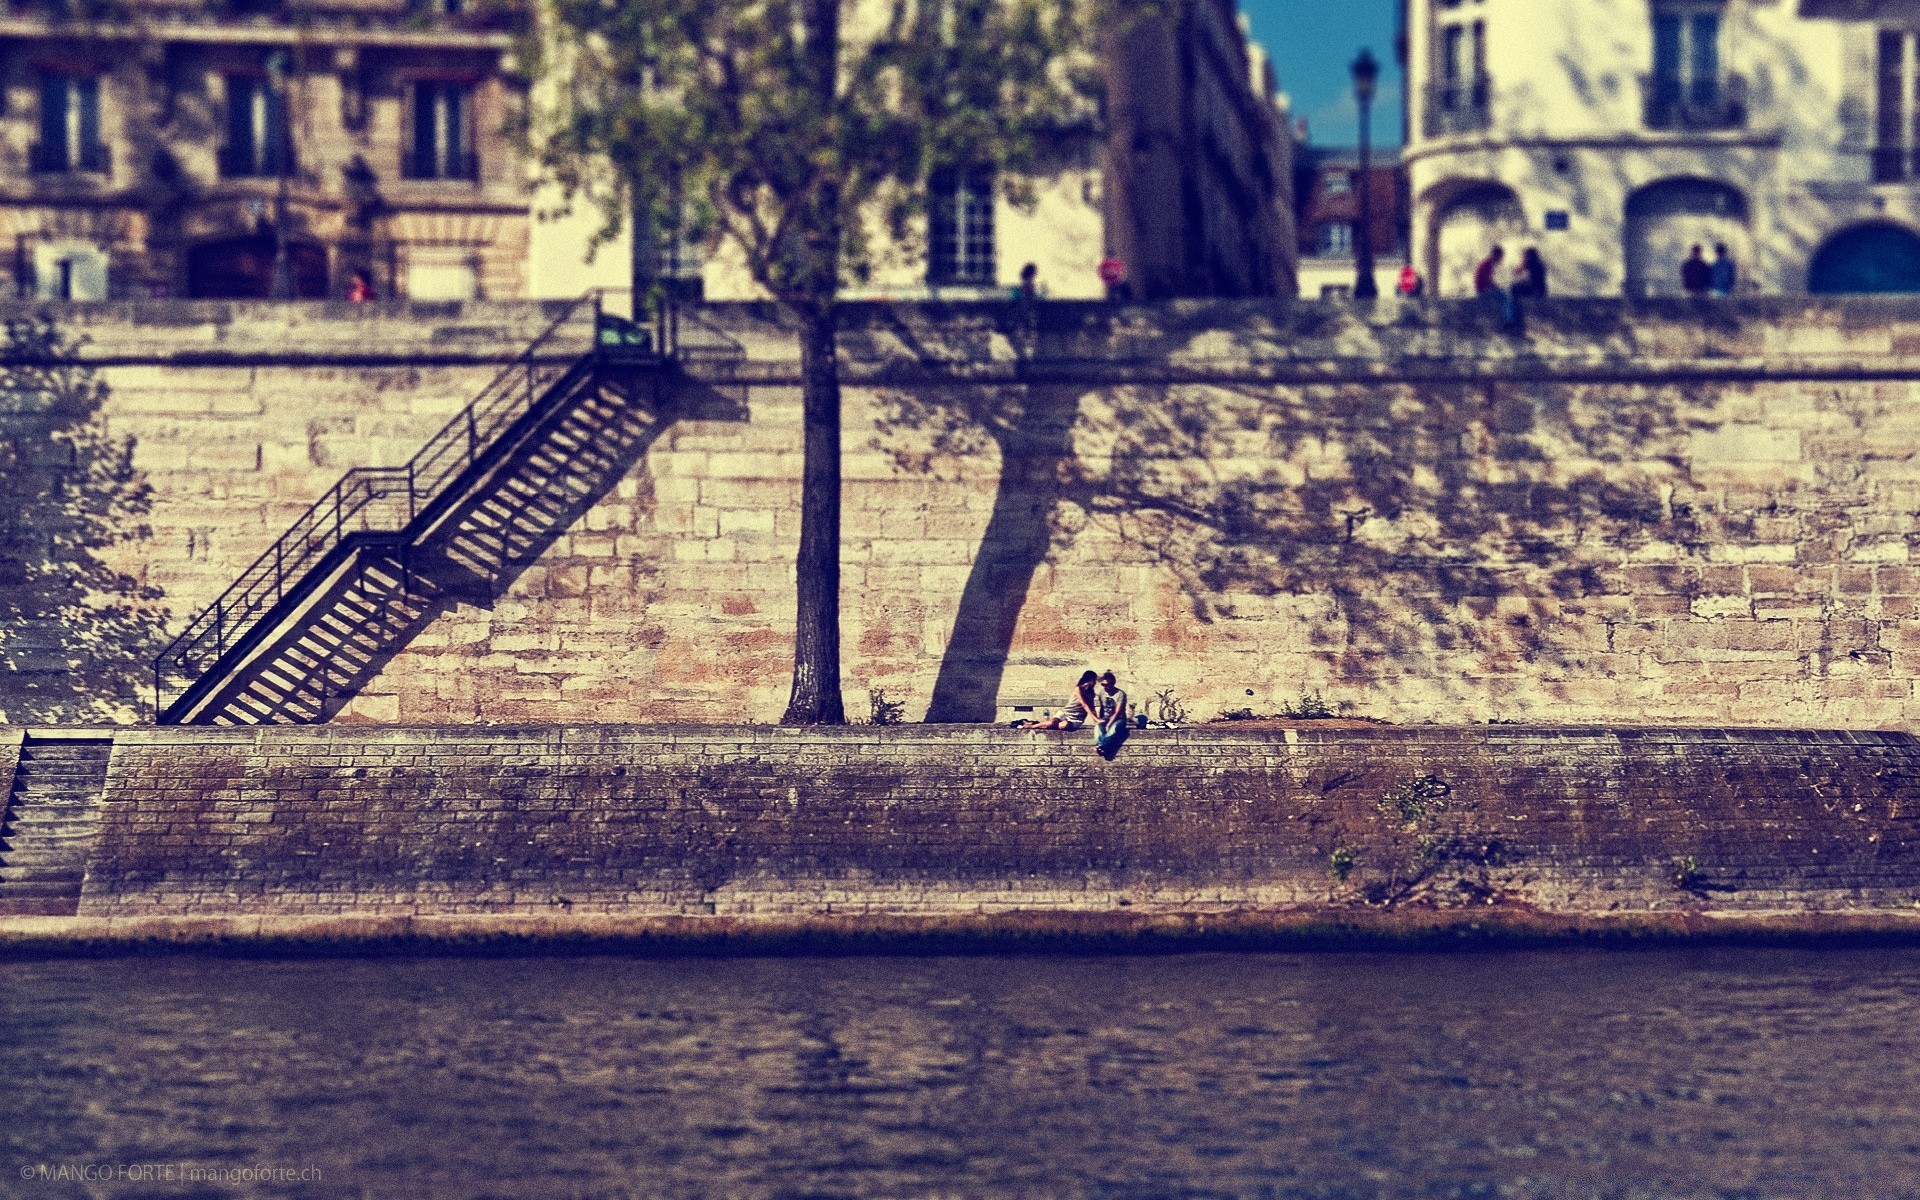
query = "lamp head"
xmin=1351 ymin=48 xmax=1379 ymax=102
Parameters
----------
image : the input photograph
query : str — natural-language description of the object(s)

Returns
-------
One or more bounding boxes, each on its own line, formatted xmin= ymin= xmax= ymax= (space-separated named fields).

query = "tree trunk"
xmin=781 ymin=302 xmax=845 ymax=724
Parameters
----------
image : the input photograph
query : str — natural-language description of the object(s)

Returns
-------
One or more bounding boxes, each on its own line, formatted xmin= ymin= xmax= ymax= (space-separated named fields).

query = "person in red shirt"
xmin=1473 ymin=246 xmax=1505 ymax=296
xmin=1396 ymin=265 xmax=1424 ymax=297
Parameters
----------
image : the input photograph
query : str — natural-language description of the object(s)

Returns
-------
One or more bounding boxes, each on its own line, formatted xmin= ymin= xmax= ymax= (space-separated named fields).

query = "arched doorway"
xmin=1428 ymin=182 xmax=1526 ymax=297
xmin=187 ymin=234 xmax=329 ymax=299
xmin=1808 ymin=224 xmax=1920 ymax=294
xmin=1623 ymin=178 xmax=1748 ymax=297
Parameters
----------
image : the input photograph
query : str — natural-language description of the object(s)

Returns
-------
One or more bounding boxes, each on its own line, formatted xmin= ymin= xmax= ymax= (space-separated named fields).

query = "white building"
xmin=1404 ymin=0 xmax=1920 ymax=296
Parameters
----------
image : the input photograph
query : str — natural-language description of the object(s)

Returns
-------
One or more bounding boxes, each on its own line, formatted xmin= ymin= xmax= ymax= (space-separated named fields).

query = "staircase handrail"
xmin=152 ymin=293 xmax=606 ymax=715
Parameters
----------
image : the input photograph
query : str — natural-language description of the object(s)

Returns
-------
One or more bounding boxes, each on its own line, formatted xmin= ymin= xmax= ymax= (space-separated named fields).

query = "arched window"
xmin=1809 ymin=224 xmax=1920 ymax=294
xmin=1427 ymin=180 xmax=1524 ymax=296
xmin=1623 ymin=177 xmax=1748 ymax=297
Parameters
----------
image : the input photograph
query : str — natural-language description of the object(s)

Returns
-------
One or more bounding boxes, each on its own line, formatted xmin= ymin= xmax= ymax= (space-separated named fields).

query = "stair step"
xmin=1 ymin=854 xmax=91 ymax=873
xmin=4 ymin=810 xmax=99 ymax=829
xmin=0 ymin=864 xmax=84 ymax=883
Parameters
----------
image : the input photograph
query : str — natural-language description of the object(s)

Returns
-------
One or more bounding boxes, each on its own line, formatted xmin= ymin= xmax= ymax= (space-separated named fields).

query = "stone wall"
xmin=347 ymin=297 xmax=1920 ymax=731
xmin=10 ymin=296 xmax=1920 ymax=728
xmin=71 ymin=724 xmax=1920 ymax=926
xmin=0 ymin=300 xmax=585 ymax=722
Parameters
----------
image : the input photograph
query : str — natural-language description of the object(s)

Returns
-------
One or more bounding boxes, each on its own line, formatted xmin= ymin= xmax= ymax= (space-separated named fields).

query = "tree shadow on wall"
xmin=0 ymin=316 xmax=166 ymax=722
xmin=874 ymin=314 xmax=1722 ymax=723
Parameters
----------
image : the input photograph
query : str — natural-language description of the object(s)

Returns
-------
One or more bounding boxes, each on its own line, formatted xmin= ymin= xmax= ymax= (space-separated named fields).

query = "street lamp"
xmin=1351 ymin=48 xmax=1379 ymax=300
xmin=266 ymin=49 xmax=293 ymax=300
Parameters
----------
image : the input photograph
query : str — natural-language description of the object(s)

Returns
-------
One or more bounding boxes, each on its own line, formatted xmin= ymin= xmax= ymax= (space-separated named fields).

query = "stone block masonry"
xmin=13 ymin=295 xmax=1920 ymax=728
xmin=56 ymin=725 xmax=1920 ymax=940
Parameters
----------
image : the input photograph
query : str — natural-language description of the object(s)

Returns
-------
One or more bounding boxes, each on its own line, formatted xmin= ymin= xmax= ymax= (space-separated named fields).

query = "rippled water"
xmin=4 ymin=947 xmax=1920 ymax=1198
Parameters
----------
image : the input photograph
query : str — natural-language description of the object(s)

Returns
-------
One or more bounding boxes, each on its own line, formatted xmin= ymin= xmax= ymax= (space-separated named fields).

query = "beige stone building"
xmin=531 ymin=0 xmax=1298 ymax=304
xmin=1404 ymin=0 xmax=1920 ymax=296
xmin=0 ymin=0 xmax=527 ymax=301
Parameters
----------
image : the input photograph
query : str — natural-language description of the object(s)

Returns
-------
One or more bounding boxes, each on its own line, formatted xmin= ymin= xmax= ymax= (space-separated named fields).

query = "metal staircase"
xmin=153 ymin=295 xmax=679 ymax=725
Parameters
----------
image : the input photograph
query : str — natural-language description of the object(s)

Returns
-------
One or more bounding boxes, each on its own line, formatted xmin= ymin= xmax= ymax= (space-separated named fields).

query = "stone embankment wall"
xmin=9 ymin=296 xmax=1920 ymax=728
xmin=0 ymin=301 xmax=585 ymax=723
xmin=66 ymin=725 xmax=1920 ymax=932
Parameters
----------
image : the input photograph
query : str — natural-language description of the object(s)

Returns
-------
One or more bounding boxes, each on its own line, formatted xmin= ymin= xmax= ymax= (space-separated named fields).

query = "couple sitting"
xmin=1018 ymin=669 xmax=1130 ymax=757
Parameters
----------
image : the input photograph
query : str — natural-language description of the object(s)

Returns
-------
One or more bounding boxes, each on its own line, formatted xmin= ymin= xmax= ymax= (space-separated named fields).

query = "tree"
xmin=0 ymin=317 xmax=165 ymax=722
xmin=522 ymin=0 xmax=1114 ymax=723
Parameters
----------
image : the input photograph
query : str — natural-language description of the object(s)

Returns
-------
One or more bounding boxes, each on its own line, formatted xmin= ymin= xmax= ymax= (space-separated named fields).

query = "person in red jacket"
xmin=1473 ymin=246 xmax=1505 ymax=296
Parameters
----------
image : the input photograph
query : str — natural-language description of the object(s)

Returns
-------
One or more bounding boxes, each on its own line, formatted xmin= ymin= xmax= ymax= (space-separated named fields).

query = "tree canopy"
xmin=523 ymin=0 xmax=1114 ymax=306
xmin=521 ymin=0 xmax=1131 ymax=723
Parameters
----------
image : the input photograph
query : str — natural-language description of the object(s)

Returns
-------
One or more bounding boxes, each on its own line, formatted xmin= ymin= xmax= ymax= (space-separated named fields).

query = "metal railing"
xmin=152 ymin=291 xmax=663 ymax=719
xmin=1642 ymin=72 xmax=1748 ymax=131
xmin=1422 ymin=77 xmax=1493 ymax=138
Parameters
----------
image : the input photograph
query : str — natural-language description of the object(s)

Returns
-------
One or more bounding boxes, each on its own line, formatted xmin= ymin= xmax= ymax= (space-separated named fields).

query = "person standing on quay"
xmin=1682 ymin=245 xmax=1712 ymax=295
xmin=1710 ymin=243 xmax=1737 ymax=295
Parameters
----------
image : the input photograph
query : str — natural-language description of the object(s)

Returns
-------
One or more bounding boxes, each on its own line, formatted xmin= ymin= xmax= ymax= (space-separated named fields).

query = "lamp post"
xmin=266 ymin=49 xmax=293 ymax=300
xmin=1351 ymin=48 xmax=1379 ymax=300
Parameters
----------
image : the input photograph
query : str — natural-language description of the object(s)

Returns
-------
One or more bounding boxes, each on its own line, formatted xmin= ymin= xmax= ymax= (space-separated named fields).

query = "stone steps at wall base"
xmin=0 ymin=737 xmax=112 ymax=917
xmin=0 ymin=857 xmax=87 ymax=880
xmin=2 ymin=827 xmax=97 ymax=847
xmin=0 ymin=895 xmax=84 ymax=917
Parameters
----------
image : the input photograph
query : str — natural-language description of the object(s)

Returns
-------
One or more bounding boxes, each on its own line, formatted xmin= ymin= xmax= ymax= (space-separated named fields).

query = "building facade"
xmin=1294 ymin=146 xmax=1408 ymax=299
xmin=0 ymin=0 xmax=527 ymax=302
xmin=1403 ymin=0 xmax=1920 ymax=296
xmin=533 ymin=0 xmax=1298 ymax=304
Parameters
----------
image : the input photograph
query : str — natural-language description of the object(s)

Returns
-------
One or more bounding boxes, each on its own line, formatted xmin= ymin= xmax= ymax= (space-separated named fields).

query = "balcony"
xmin=29 ymin=141 xmax=108 ymax=175
xmin=218 ymin=144 xmax=295 ymax=179
xmin=401 ymin=149 xmax=479 ymax=182
xmin=1422 ymin=77 xmax=1491 ymax=139
xmin=1642 ymin=73 xmax=1747 ymax=132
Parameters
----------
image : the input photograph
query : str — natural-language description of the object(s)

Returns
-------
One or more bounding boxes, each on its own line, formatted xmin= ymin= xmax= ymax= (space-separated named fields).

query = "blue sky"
xmin=1241 ymin=0 xmax=1402 ymax=148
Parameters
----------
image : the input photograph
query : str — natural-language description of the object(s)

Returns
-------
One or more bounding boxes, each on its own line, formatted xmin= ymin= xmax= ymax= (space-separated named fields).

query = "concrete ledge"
xmin=8 ymin=907 xmax=1920 ymax=955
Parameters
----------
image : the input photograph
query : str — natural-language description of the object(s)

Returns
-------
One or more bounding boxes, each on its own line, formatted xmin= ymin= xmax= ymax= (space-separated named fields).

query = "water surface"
xmin=4 ymin=947 xmax=1919 ymax=1198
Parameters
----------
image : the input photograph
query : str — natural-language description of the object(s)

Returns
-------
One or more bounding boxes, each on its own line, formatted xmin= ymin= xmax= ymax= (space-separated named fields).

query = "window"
xmin=406 ymin=82 xmax=475 ymax=180
xmin=31 ymin=241 xmax=108 ymax=300
xmin=1322 ymin=173 xmax=1352 ymax=196
xmin=1646 ymin=1 xmax=1738 ymax=128
xmin=1876 ymin=30 xmax=1920 ymax=181
xmin=1427 ymin=0 xmax=1489 ymax=136
xmin=1652 ymin=4 xmax=1720 ymax=100
xmin=406 ymin=248 xmax=480 ymax=300
xmin=34 ymin=74 xmax=106 ymax=174
xmin=1320 ymin=223 xmax=1354 ymax=255
xmin=220 ymin=76 xmax=292 ymax=177
xmin=928 ymin=167 xmax=994 ymax=285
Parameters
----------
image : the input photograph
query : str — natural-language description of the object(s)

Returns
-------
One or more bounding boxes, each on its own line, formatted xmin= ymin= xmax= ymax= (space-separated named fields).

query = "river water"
xmin=4 ymin=947 xmax=1920 ymax=1199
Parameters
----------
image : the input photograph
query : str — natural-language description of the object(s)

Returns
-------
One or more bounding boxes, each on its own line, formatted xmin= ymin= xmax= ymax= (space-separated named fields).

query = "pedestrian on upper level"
xmin=1682 ymin=245 xmax=1712 ymax=296
xmin=1514 ymin=248 xmax=1549 ymax=299
xmin=1475 ymin=245 xmax=1520 ymax=332
xmin=1710 ymin=243 xmax=1737 ymax=296
xmin=1094 ymin=670 xmax=1130 ymax=759
xmin=1098 ymin=255 xmax=1132 ymax=303
xmin=1473 ymin=245 xmax=1504 ymax=298
xmin=1396 ymin=265 xmax=1425 ymax=297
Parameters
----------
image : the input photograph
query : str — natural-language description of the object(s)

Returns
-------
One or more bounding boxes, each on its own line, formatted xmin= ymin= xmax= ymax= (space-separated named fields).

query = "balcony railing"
xmin=1422 ymin=77 xmax=1491 ymax=138
xmin=1642 ymin=72 xmax=1747 ymax=131
xmin=218 ymin=144 xmax=295 ymax=179
xmin=402 ymin=149 xmax=479 ymax=181
xmin=29 ymin=141 xmax=108 ymax=175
